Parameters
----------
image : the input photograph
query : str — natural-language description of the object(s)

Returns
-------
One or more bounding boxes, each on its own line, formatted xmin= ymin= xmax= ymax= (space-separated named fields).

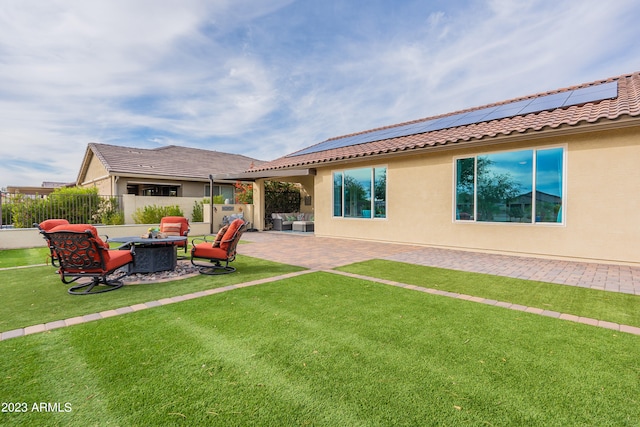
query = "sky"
xmin=1 ymin=0 xmax=640 ymax=188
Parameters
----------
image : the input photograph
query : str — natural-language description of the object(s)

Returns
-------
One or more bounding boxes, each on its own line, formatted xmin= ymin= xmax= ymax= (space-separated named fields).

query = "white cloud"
xmin=1 ymin=0 xmax=639 ymax=187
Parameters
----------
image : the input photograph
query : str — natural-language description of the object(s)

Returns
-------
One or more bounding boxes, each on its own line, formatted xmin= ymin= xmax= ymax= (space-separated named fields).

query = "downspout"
xmin=209 ymin=174 xmax=214 ymax=234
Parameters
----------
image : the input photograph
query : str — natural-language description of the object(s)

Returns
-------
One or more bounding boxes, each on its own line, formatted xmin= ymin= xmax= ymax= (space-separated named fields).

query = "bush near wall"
xmin=192 ymin=200 xmax=204 ymax=222
xmin=132 ymin=205 xmax=184 ymax=224
xmin=6 ymin=187 xmax=124 ymax=228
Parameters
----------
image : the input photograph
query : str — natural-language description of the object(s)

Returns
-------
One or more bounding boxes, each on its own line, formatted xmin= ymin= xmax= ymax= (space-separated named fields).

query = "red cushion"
xmin=161 ymin=223 xmax=183 ymax=235
xmin=212 ymin=225 xmax=228 ymax=248
xmin=48 ymin=223 xmax=110 ymax=254
xmin=219 ymin=219 xmax=244 ymax=251
xmin=192 ymin=243 xmax=228 ymax=260
xmin=160 ymin=216 xmax=189 ymax=234
xmin=103 ymin=249 xmax=133 ymax=271
xmin=49 ymin=223 xmax=108 ymax=245
xmin=39 ymin=219 xmax=69 ymax=231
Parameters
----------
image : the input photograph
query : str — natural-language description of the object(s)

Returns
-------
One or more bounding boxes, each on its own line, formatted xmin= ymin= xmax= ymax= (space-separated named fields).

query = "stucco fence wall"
xmin=0 ymin=200 xmax=254 ymax=250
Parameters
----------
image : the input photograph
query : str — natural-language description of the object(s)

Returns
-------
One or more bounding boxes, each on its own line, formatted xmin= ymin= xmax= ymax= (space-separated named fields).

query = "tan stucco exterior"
xmin=80 ymin=154 xmax=112 ymax=194
xmin=311 ymin=126 xmax=640 ymax=265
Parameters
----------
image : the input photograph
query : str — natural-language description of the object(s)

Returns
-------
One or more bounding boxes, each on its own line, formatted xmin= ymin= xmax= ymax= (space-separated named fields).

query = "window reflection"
xmin=455 ymin=147 xmax=564 ymax=224
xmin=456 ymin=158 xmax=475 ymax=220
xmin=477 ymin=150 xmax=533 ymax=223
xmin=333 ymin=167 xmax=387 ymax=219
xmin=345 ymin=168 xmax=372 ymax=218
xmin=333 ymin=173 xmax=343 ymax=217
xmin=374 ymin=168 xmax=386 ymax=218
xmin=535 ymin=148 xmax=563 ymax=222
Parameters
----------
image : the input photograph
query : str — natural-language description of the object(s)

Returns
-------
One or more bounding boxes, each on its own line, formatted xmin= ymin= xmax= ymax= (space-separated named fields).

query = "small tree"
xmin=191 ymin=200 xmax=203 ymax=222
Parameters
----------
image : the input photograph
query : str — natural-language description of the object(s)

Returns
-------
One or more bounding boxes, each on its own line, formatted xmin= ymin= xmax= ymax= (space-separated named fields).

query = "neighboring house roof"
xmin=252 ymin=71 xmax=640 ymax=172
xmin=79 ymin=143 xmax=264 ymax=182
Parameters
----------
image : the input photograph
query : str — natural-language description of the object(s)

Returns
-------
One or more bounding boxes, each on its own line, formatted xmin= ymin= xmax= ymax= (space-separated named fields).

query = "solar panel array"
xmin=289 ymin=81 xmax=618 ymax=157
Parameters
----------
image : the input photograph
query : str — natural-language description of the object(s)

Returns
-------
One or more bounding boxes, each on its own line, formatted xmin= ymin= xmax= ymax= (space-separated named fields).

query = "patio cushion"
xmin=219 ymin=219 xmax=244 ymax=252
xmin=192 ymin=243 xmax=227 ymax=260
xmin=95 ymin=248 xmax=133 ymax=273
xmin=38 ymin=219 xmax=70 ymax=231
xmin=49 ymin=223 xmax=109 ymax=249
xmin=161 ymin=222 xmax=183 ymax=236
xmin=212 ymin=225 xmax=229 ymax=248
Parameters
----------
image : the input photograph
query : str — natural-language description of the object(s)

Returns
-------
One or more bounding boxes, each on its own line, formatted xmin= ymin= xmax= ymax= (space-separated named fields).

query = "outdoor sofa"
xmin=271 ymin=212 xmax=314 ymax=232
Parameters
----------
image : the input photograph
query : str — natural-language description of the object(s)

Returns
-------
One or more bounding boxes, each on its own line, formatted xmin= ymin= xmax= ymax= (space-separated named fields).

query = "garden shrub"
xmin=132 ymin=205 xmax=184 ymax=224
xmin=191 ymin=200 xmax=203 ymax=222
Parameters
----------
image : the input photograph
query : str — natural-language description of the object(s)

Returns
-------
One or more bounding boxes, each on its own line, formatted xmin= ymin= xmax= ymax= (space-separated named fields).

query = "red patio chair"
xmin=35 ymin=219 xmax=70 ymax=267
xmin=41 ymin=223 xmax=134 ymax=295
xmin=160 ymin=216 xmax=190 ymax=254
xmin=190 ymin=218 xmax=246 ymax=275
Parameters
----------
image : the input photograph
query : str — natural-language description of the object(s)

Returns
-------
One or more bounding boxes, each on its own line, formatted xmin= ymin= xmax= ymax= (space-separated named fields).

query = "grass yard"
xmin=337 ymin=259 xmax=640 ymax=328
xmin=0 ymin=247 xmax=51 ymax=268
xmin=0 ymin=255 xmax=305 ymax=332
xmin=1 ymin=272 xmax=638 ymax=426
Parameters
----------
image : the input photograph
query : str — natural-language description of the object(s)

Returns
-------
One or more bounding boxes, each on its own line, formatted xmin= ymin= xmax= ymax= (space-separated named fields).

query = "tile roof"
xmin=86 ymin=143 xmax=264 ymax=180
xmin=252 ymin=71 xmax=640 ymax=172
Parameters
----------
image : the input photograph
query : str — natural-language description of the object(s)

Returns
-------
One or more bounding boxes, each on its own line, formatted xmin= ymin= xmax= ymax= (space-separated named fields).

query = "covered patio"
xmin=210 ymin=168 xmax=316 ymax=232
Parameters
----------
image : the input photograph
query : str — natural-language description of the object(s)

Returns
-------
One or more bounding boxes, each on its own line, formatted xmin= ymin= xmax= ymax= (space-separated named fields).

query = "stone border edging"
xmin=3 ymin=268 xmax=639 ymax=341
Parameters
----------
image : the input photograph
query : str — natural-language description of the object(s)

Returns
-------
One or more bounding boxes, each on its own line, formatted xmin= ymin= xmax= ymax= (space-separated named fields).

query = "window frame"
xmin=453 ymin=145 xmax=566 ymax=225
xmin=332 ymin=165 xmax=387 ymax=219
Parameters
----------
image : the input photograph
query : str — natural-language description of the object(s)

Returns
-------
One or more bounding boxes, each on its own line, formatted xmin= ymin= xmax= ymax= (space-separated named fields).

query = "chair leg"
xmin=191 ymin=259 xmax=237 ymax=275
xmin=67 ymin=272 xmax=126 ymax=295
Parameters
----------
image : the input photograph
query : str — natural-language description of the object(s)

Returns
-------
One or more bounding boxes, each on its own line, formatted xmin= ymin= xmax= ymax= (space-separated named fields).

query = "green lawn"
xmin=0 ymin=254 xmax=305 ymax=332
xmin=337 ymin=259 xmax=640 ymax=328
xmin=1 ymin=272 xmax=638 ymax=426
xmin=0 ymin=247 xmax=51 ymax=268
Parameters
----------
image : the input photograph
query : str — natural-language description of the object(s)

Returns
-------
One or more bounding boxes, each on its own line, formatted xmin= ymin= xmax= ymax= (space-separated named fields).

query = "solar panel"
xmin=517 ymin=92 xmax=571 ymax=115
xmin=290 ymin=81 xmax=618 ymax=157
xmin=563 ymin=81 xmax=617 ymax=106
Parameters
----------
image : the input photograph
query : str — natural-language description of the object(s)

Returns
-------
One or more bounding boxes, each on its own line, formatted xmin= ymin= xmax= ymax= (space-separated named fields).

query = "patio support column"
xmin=253 ymin=179 xmax=265 ymax=231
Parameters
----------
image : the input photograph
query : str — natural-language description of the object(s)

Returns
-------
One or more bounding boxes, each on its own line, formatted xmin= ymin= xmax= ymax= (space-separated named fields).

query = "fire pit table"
xmin=107 ymin=236 xmax=188 ymax=274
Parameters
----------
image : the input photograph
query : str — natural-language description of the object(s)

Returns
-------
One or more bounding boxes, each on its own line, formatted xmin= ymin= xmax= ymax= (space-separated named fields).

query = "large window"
xmin=127 ymin=183 xmax=179 ymax=196
xmin=333 ymin=167 xmax=386 ymax=218
xmin=455 ymin=147 xmax=564 ymax=224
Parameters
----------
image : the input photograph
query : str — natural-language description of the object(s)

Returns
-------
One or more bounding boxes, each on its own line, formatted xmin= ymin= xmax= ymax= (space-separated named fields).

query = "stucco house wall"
xmin=82 ymin=154 xmax=112 ymax=194
xmin=313 ymin=126 xmax=640 ymax=265
xmin=223 ymin=71 xmax=640 ymax=266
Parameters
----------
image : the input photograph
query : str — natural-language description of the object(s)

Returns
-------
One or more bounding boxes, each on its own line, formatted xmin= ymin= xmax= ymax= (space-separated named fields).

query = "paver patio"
xmin=240 ymin=231 xmax=640 ymax=295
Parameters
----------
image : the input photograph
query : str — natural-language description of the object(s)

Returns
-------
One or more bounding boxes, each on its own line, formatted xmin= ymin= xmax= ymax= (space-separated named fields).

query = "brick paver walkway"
xmin=240 ymin=232 xmax=640 ymax=295
xmin=2 ymin=231 xmax=640 ymax=341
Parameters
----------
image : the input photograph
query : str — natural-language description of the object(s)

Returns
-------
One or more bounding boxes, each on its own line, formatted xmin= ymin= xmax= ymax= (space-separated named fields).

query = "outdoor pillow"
xmin=161 ymin=222 xmax=183 ymax=236
xmin=38 ymin=218 xmax=70 ymax=231
xmin=212 ymin=225 xmax=228 ymax=248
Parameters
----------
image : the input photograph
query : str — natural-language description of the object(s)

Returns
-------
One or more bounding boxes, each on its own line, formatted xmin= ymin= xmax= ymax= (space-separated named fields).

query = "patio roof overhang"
xmin=210 ymin=168 xmax=316 ymax=182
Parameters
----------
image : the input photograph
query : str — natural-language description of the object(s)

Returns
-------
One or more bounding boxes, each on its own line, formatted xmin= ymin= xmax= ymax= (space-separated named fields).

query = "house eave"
xmin=211 ymin=168 xmax=317 ymax=182
xmin=258 ymin=115 xmax=640 ymax=170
